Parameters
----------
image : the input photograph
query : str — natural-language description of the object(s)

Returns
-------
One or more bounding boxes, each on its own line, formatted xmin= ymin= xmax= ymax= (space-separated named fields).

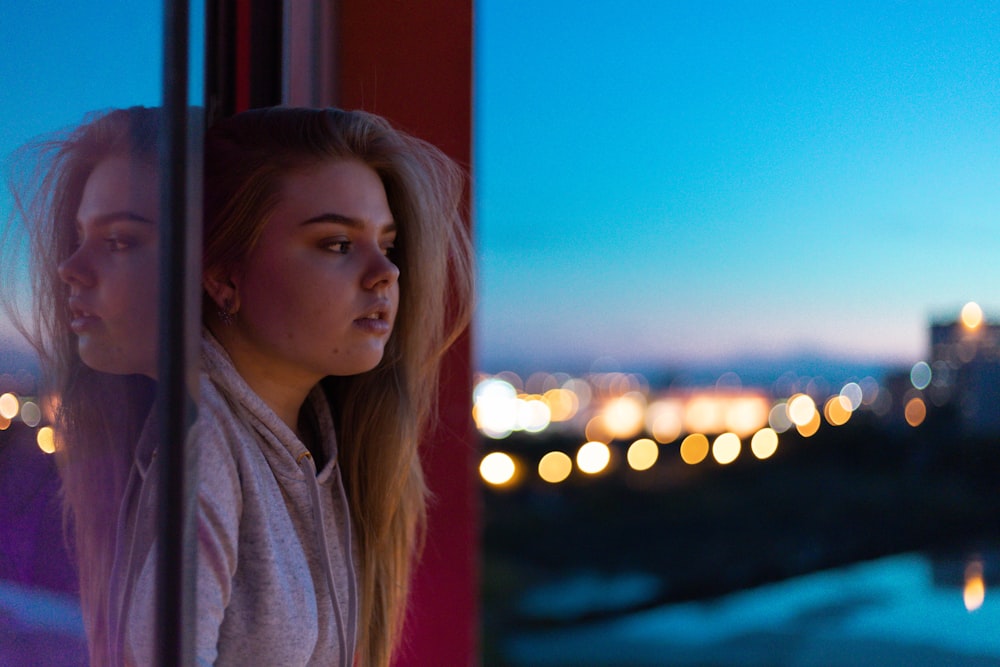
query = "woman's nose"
xmin=57 ymin=245 xmax=96 ymax=288
xmin=362 ymin=249 xmax=400 ymax=290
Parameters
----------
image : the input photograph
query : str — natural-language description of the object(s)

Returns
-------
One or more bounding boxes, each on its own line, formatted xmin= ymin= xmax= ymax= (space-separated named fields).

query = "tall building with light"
xmin=928 ymin=303 xmax=1000 ymax=436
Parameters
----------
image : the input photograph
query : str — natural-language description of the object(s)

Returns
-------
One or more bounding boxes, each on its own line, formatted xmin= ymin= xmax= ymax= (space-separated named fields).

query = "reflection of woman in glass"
xmin=5 ymin=107 xmax=160 ymax=666
xmin=196 ymin=108 xmax=473 ymax=666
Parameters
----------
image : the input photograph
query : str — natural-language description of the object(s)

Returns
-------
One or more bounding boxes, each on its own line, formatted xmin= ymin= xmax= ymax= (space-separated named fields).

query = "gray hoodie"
xmin=112 ymin=333 xmax=359 ymax=665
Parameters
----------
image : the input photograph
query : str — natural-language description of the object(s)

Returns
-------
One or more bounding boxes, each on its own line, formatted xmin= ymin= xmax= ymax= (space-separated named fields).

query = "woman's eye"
xmin=322 ymin=238 xmax=352 ymax=255
xmin=381 ymin=241 xmax=396 ymax=257
xmin=324 ymin=239 xmax=351 ymax=254
xmin=105 ymin=237 xmax=131 ymax=252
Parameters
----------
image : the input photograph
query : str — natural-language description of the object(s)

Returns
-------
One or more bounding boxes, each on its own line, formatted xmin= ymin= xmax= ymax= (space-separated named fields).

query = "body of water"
xmin=508 ymin=552 xmax=1000 ymax=666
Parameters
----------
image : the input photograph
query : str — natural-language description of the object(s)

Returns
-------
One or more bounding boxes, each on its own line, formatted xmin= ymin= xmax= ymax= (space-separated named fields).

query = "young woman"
xmin=196 ymin=107 xmax=473 ymax=666
xmin=3 ymin=107 xmax=162 ymax=666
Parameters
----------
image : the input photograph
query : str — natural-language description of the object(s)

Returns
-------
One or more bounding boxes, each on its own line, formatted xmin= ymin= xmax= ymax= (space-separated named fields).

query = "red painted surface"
xmin=336 ymin=0 xmax=474 ymax=165
xmin=336 ymin=2 xmax=478 ymax=665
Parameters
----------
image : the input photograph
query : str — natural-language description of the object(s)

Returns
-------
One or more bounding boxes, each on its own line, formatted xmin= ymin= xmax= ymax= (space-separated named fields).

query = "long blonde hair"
xmin=203 ymin=107 xmax=474 ymax=666
xmin=2 ymin=107 xmax=160 ymax=666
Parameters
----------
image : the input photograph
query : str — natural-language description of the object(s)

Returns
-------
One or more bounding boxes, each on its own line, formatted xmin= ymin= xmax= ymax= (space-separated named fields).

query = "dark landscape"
xmin=481 ymin=410 xmax=1000 ymax=663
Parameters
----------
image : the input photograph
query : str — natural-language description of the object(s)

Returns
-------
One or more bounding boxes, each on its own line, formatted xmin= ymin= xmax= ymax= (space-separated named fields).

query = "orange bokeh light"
xmin=904 ymin=397 xmax=926 ymax=427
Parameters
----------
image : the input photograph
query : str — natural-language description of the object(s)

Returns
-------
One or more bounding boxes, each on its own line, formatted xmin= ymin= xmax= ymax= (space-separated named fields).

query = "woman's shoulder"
xmin=197 ymin=332 xmax=254 ymax=436
xmin=194 ymin=371 xmax=251 ymax=450
xmin=198 ymin=366 xmax=236 ymax=416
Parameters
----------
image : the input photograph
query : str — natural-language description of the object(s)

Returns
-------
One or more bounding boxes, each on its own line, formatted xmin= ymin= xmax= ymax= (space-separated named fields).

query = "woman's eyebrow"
xmin=301 ymin=212 xmax=396 ymax=233
xmin=77 ymin=211 xmax=156 ymax=227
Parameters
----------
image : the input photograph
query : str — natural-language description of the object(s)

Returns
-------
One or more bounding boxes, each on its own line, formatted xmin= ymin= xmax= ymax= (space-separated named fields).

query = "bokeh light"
xmin=904 ymin=397 xmax=926 ymax=427
xmin=824 ymin=396 xmax=852 ymax=426
xmin=750 ymin=428 xmax=779 ymax=460
xmin=787 ymin=394 xmax=817 ymax=427
xmin=870 ymin=386 xmax=892 ymax=416
xmin=471 ymin=358 xmax=944 ymax=487
xmin=543 ymin=388 xmax=579 ymax=422
xmin=584 ymin=415 xmax=613 ymax=444
xmin=0 ymin=415 xmax=10 ymax=431
xmin=36 ymin=426 xmax=56 ymax=454
xmin=859 ymin=376 xmax=880 ymax=406
xmin=576 ymin=441 xmax=612 ymax=474
xmin=626 ymin=438 xmax=659 ymax=471
xmin=473 ymin=378 xmax=518 ymax=438
xmin=712 ymin=432 xmax=741 ymax=465
xmin=538 ymin=451 xmax=573 ymax=484
xmin=723 ymin=396 xmax=770 ymax=438
xmin=479 ymin=452 xmax=517 ymax=486
xmin=646 ymin=399 xmax=683 ymax=443
xmin=714 ymin=371 xmax=741 ymax=391
xmin=683 ymin=395 xmax=725 ymax=434
xmin=525 ymin=371 xmax=557 ymax=395
xmin=601 ymin=392 xmax=646 ymax=440
xmin=563 ymin=378 xmax=592 ymax=412
xmin=910 ymin=361 xmax=932 ymax=390
xmin=679 ymin=433 xmax=710 ymax=465
xmin=495 ymin=371 xmax=523 ymax=392
xmin=964 ymin=560 xmax=985 ymax=612
xmin=20 ymin=401 xmax=42 ymax=428
xmin=516 ymin=397 xmax=551 ymax=433
xmin=805 ymin=377 xmax=830 ymax=401
xmin=796 ymin=410 xmax=822 ymax=437
xmin=961 ymin=301 xmax=984 ymax=330
xmin=768 ymin=402 xmax=792 ymax=433
xmin=839 ymin=382 xmax=863 ymax=411
xmin=0 ymin=393 xmax=19 ymax=420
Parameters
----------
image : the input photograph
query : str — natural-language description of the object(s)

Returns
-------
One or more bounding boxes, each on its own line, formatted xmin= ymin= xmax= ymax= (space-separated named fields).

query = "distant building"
xmin=928 ymin=310 xmax=1000 ymax=436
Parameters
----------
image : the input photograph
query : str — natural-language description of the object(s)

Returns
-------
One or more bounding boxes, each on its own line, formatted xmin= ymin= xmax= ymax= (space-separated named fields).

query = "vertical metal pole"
xmin=158 ymin=0 xmax=196 ymax=664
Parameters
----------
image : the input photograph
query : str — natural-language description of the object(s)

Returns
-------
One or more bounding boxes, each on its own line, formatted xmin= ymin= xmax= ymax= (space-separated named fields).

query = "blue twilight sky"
xmin=0 ymin=3 xmax=163 ymax=155
xmin=2 ymin=1 xmax=998 ymax=375
xmin=474 ymin=0 xmax=1000 ymax=372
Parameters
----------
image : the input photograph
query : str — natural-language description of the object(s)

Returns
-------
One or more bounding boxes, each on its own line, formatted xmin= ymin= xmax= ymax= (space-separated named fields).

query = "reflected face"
xmin=227 ymin=160 xmax=400 ymax=390
xmin=58 ymin=156 xmax=160 ymax=377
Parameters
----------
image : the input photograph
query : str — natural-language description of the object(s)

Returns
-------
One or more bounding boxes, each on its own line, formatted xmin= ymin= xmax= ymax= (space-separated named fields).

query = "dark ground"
xmin=480 ymin=411 xmax=1000 ymax=662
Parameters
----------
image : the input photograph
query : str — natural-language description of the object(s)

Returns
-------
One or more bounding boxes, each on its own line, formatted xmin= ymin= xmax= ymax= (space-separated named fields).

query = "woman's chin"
xmin=79 ymin=342 xmax=154 ymax=378
xmin=326 ymin=350 xmax=387 ymax=378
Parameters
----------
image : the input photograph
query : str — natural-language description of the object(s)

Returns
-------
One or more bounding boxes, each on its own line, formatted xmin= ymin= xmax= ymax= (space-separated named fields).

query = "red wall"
xmin=335 ymin=2 xmax=478 ymax=665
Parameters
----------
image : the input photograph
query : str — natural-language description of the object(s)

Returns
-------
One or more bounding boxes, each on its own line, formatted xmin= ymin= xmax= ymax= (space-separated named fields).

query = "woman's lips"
xmin=69 ymin=312 xmax=101 ymax=333
xmin=68 ymin=298 xmax=100 ymax=333
xmin=353 ymin=312 xmax=391 ymax=335
xmin=353 ymin=300 xmax=393 ymax=335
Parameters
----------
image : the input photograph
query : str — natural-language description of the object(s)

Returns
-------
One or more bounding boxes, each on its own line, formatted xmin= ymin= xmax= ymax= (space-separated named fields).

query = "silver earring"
xmin=219 ymin=298 xmax=235 ymax=326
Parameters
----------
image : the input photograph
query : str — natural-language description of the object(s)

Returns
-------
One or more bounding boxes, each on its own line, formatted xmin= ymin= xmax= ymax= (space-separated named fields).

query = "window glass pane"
xmin=476 ymin=2 xmax=1000 ymax=665
xmin=1 ymin=3 xmax=165 ymax=664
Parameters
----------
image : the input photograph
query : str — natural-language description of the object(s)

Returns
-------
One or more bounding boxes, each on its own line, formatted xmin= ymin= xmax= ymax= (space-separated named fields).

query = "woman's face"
xmin=224 ymin=159 xmax=400 ymax=392
xmin=58 ymin=156 xmax=160 ymax=377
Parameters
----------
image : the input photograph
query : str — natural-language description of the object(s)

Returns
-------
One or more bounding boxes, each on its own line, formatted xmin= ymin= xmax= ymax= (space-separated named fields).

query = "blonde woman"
xmin=4 ymin=107 xmax=161 ymax=666
xmin=195 ymin=107 xmax=473 ymax=666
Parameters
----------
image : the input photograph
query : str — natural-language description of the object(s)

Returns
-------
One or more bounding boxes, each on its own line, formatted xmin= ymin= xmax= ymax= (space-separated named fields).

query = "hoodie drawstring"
xmin=298 ymin=452 xmax=358 ymax=667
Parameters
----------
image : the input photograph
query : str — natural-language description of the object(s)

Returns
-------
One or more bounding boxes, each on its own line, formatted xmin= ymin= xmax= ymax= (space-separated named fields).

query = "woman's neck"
xmin=210 ymin=323 xmax=317 ymax=434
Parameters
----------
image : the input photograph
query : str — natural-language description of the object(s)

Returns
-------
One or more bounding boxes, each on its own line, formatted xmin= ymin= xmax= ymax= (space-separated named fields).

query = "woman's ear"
xmin=204 ymin=269 xmax=240 ymax=316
